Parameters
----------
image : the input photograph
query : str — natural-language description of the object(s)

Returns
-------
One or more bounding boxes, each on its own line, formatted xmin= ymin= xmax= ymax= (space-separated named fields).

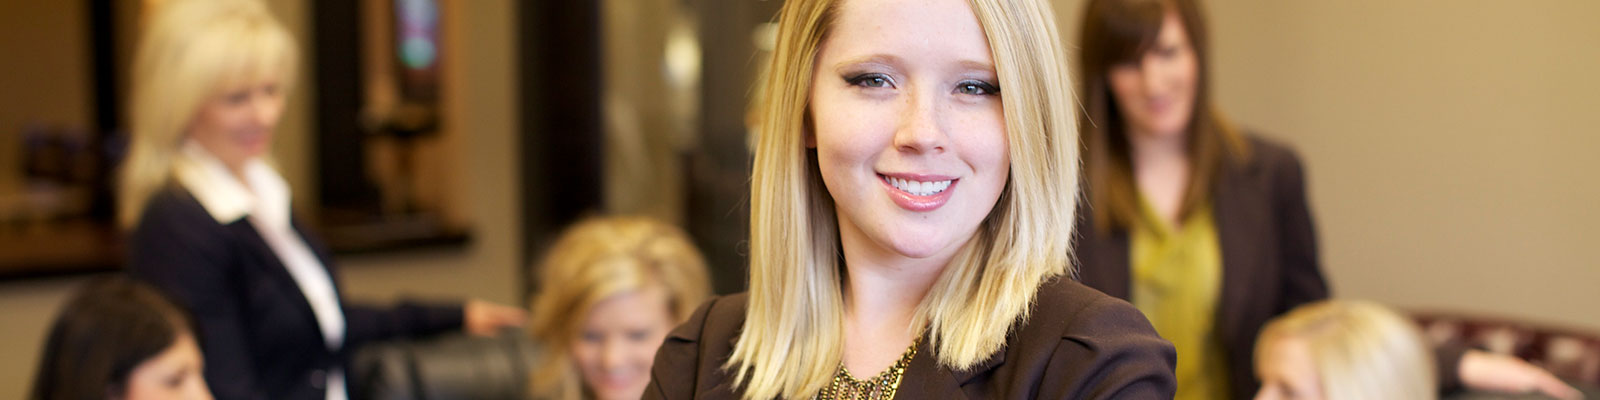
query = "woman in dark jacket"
xmin=1073 ymin=0 xmax=1577 ymax=398
xmin=118 ymin=1 xmax=524 ymax=399
xmin=647 ymin=0 xmax=1176 ymax=397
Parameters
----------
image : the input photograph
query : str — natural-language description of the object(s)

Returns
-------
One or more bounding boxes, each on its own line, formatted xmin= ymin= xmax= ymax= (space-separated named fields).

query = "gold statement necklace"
xmin=816 ymin=338 xmax=920 ymax=400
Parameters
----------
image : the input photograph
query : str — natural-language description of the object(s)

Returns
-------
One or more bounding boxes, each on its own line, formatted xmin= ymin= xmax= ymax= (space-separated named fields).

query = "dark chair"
xmin=1413 ymin=311 xmax=1600 ymax=387
xmin=351 ymin=328 xmax=542 ymax=400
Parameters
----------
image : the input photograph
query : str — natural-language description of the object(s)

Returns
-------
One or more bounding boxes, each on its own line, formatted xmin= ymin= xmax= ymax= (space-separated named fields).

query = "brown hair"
xmin=1077 ymin=0 xmax=1246 ymax=230
xmin=29 ymin=276 xmax=195 ymax=400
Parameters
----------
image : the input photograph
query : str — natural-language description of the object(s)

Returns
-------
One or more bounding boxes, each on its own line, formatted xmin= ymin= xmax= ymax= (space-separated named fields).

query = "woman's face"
xmin=121 ymin=333 xmax=212 ymax=400
xmin=809 ymin=0 xmax=1009 ymax=263
xmin=187 ymin=78 xmax=284 ymax=171
xmin=569 ymin=287 xmax=675 ymax=400
xmin=1107 ymin=11 xmax=1199 ymax=140
xmin=1254 ymin=336 xmax=1325 ymax=400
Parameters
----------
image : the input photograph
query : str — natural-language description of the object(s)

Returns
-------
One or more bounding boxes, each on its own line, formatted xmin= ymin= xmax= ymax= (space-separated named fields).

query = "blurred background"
xmin=0 ymin=0 xmax=1595 ymax=396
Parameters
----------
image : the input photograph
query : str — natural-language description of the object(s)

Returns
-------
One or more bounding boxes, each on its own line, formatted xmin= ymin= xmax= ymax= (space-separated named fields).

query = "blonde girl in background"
xmin=527 ymin=216 xmax=711 ymax=400
xmin=1253 ymin=300 xmax=1436 ymax=400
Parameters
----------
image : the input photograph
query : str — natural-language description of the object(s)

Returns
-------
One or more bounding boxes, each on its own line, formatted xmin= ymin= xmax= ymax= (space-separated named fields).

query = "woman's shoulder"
xmin=665 ymin=293 xmax=748 ymax=344
xmin=1004 ymin=277 xmax=1177 ymax=398
xmin=1234 ymin=132 xmax=1313 ymax=205
xmin=1027 ymin=277 xmax=1168 ymax=346
xmin=134 ymin=184 xmax=214 ymax=231
xmin=1239 ymin=131 xmax=1307 ymax=176
xmin=126 ymin=185 xmax=235 ymax=273
xmin=648 ymin=293 xmax=748 ymax=399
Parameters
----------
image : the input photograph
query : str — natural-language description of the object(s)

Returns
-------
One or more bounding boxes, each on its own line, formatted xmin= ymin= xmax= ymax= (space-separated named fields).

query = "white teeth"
xmin=885 ymin=176 xmax=953 ymax=196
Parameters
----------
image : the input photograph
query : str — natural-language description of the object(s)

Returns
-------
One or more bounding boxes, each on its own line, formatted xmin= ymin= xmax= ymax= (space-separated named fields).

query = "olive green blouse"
xmin=1130 ymin=198 xmax=1231 ymax=400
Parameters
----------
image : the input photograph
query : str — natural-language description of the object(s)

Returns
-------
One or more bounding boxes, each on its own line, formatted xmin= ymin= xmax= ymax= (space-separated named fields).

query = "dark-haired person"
xmin=30 ymin=277 xmax=211 ymax=400
xmin=1072 ymin=0 xmax=1579 ymax=399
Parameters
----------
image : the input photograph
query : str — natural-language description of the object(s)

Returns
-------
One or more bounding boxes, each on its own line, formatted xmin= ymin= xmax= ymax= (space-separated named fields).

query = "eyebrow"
xmin=954 ymin=59 xmax=997 ymax=73
xmin=831 ymin=54 xmax=997 ymax=75
xmin=832 ymin=54 xmax=904 ymax=72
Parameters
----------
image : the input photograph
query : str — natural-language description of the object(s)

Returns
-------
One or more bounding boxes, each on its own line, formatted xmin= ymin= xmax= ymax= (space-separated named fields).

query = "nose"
xmin=600 ymin=339 xmax=628 ymax=372
xmin=249 ymin=91 xmax=284 ymax=127
xmin=892 ymin=88 xmax=947 ymax=155
xmin=1139 ymin=57 xmax=1162 ymax=96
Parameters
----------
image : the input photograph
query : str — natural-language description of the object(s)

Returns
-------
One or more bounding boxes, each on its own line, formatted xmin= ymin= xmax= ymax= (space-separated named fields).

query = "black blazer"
xmin=127 ymin=186 xmax=463 ymax=400
xmin=646 ymin=277 xmax=1177 ymax=399
xmin=1074 ymin=135 xmax=1463 ymax=399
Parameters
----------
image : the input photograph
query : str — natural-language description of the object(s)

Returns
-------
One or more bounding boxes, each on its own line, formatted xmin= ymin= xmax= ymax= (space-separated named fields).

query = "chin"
xmin=591 ymin=386 xmax=647 ymax=400
xmin=885 ymin=232 xmax=965 ymax=260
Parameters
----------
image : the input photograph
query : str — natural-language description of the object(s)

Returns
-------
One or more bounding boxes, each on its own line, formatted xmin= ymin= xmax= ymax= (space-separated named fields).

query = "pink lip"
xmin=878 ymin=172 xmax=957 ymax=212
xmin=1146 ymin=97 xmax=1171 ymax=114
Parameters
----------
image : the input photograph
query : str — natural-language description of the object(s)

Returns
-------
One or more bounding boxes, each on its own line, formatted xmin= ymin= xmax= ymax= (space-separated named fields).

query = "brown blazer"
xmin=1073 ymin=135 xmax=1464 ymax=399
xmin=645 ymin=277 xmax=1176 ymax=399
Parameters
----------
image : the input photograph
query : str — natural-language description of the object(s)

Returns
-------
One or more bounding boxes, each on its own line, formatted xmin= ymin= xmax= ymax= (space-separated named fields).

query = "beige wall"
xmin=1055 ymin=0 xmax=1600 ymax=330
xmin=0 ymin=0 xmax=91 ymax=194
xmin=0 ymin=0 xmax=521 ymax=396
xmin=0 ymin=0 xmax=96 ymax=394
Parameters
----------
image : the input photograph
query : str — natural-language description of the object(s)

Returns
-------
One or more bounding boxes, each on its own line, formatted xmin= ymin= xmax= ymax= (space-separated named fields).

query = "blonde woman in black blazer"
xmin=119 ymin=1 xmax=524 ymax=399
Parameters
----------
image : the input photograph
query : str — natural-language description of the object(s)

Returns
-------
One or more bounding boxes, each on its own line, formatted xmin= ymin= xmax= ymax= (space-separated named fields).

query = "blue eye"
xmin=955 ymin=80 xmax=1000 ymax=96
xmin=846 ymin=73 xmax=894 ymax=89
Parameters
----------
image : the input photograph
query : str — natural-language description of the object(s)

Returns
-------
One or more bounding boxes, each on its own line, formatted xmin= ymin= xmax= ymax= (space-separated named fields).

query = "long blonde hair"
xmin=730 ymin=0 xmax=1079 ymax=397
xmin=119 ymin=0 xmax=297 ymax=228
xmin=526 ymin=216 xmax=711 ymax=400
xmin=1256 ymin=300 xmax=1437 ymax=400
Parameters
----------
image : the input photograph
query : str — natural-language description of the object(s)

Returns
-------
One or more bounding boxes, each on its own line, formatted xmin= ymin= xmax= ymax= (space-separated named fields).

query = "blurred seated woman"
xmin=526 ymin=216 xmax=711 ymax=400
xmin=1253 ymin=300 xmax=1436 ymax=400
xmin=30 ymin=277 xmax=211 ymax=400
xmin=1256 ymin=299 xmax=1590 ymax=400
xmin=119 ymin=0 xmax=525 ymax=398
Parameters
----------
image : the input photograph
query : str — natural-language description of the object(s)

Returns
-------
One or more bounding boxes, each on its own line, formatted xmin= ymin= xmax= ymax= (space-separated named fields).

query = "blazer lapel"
xmin=224 ymin=219 xmax=328 ymax=343
xmin=1210 ymin=159 xmax=1263 ymax=346
xmin=289 ymin=215 xmax=341 ymax=289
xmin=897 ymin=342 xmax=968 ymax=400
xmin=1074 ymin=212 xmax=1133 ymax=300
xmin=894 ymin=335 xmax=1005 ymax=399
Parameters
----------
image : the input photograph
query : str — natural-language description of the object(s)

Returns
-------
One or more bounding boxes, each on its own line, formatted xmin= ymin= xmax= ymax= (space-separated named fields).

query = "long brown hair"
xmin=1077 ymin=0 xmax=1246 ymax=230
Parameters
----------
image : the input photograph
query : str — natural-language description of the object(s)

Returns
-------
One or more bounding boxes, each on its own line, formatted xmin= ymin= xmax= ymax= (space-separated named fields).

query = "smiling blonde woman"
xmin=646 ymin=0 xmax=1175 ymax=398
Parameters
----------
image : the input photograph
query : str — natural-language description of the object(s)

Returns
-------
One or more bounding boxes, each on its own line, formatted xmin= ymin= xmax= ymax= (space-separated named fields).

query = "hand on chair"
xmin=1460 ymin=350 xmax=1583 ymax=400
xmin=464 ymin=299 xmax=528 ymax=336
